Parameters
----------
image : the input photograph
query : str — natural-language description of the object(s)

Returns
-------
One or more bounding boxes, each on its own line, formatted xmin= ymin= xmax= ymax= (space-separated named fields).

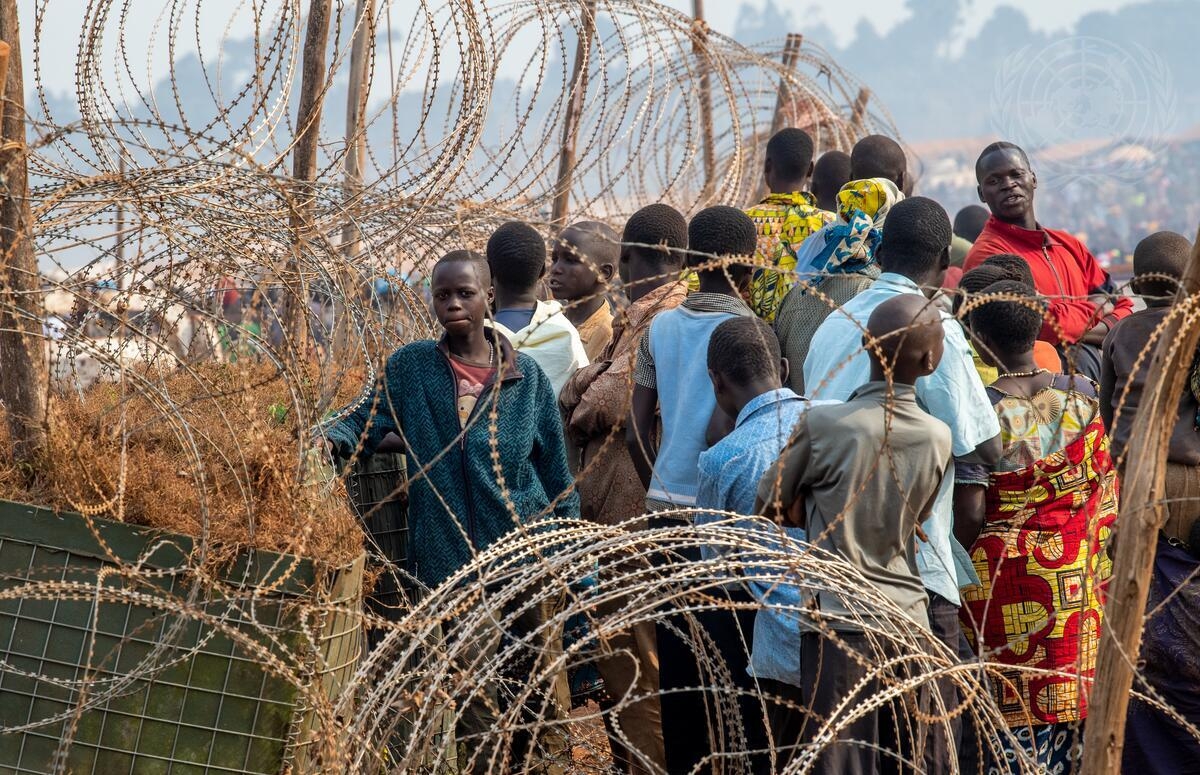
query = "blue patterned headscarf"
xmin=807 ymin=177 xmax=903 ymax=276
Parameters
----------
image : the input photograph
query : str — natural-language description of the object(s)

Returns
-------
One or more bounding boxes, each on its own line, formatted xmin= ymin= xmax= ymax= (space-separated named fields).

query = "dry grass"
xmin=0 ymin=361 xmax=370 ymax=567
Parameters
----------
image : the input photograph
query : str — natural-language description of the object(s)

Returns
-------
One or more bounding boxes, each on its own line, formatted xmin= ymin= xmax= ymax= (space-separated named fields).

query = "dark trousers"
xmin=924 ymin=593 xmax=975 ymax=775
xmin=1122 ymin=538 xmax=1200 ymax=775
xmin=650 ymin=516 xmax=771 ymax=774
xmin=593 ymin=522 xmax=666 ymax=775
xmin=759 ymin=678 xmax=805 ymax=774
xmin=799 ymin=629 xmax=927 ymax=775
xmin=454 ymin=593 xmax=569 ymax=775
xmin=658 ymin=602 xmax=768 ymax=773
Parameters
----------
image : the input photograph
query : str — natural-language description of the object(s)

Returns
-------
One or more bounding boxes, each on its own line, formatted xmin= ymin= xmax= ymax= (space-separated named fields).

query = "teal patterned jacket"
xmin=322 ymin=331 xmax=579 ymax=588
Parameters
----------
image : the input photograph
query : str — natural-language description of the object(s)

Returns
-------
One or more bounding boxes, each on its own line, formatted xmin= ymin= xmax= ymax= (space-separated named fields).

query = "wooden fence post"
xmin=768 ymin=33 xmax=803 ymax=139
xmin=850 ymin=87 xmax=871 ymax=134
xmin=549 ymin=0 xmax=595 ymax=230
xmin=115 ymin=155 xmax=126 ymax=287
xmin=550 ymin=1 xmax=596 ymax=230
xmin=692 ymin=0 xmax=715 ymax=204
xmin=0 ymin=3 xmax=48 ymax=468
xmin=1079 ymin=226 xmax=1200 ymax=772
xmin=333 ymin=0 xmax=376 ymax=354
xmin=753 ymin=32 xmax=803 ymax=202
xmin=284 ymin=0 xmax=334 ymax=354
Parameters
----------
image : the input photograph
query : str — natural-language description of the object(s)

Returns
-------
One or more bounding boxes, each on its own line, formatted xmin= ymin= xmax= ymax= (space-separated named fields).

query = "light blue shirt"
xmin=801 ymin=272 xmax=999 ymax=605
xmin=640 ymin=299 xmax=749 ymax=505
xmin=695 ymin=388 xmax=834 ymax=687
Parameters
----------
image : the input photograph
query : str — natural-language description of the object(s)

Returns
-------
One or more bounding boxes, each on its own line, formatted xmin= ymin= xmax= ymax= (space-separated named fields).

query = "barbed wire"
xmin=0 ymin=1 xmax=1194 ymax=774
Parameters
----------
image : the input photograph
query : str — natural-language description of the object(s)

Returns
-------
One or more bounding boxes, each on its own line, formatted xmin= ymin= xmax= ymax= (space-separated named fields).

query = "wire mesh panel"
xmin=0 ymin=500 xmax=362 ymax=775
xmin=344 ymin=452 xmax=416 ymax=626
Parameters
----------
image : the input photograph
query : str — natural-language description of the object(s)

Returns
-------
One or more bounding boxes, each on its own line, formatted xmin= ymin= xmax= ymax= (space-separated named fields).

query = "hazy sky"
xmin=750 ymin=0 xmax=1144 ymax=43
xmin=17 ymin=0 xmax=1146 ymax=96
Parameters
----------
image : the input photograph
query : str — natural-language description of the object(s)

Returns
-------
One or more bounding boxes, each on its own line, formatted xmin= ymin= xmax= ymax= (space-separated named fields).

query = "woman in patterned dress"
xmin=958 ymin=280 xmax=1119 ymax=774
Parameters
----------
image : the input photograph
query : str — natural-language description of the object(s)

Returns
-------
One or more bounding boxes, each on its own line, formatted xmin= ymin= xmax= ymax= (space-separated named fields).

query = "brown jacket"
xmin=560 ymin=281 xmax=687 ymax=524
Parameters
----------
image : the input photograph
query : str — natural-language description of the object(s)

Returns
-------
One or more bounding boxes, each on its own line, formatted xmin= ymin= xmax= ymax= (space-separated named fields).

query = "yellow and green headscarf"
xmin=813 ymin=177 xmax=904 ymax=273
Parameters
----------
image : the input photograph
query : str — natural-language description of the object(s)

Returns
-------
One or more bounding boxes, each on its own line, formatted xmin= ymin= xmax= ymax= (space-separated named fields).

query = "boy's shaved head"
xmin=878 ymin=196 xmax=952 ymax=285
xmin=622 ymin=203 xmax=688 ymax=266
xmin=981 ymin=252 xmax=1034 ymax=286
xmin=866 ymin=294 xmax=944 ymax=383
xmin=487 ymin=221 xmax=546 ymax=293
xmin=688 ymin=205 xmax=757 ymax=267
xmin=868 ymin=295 xmax=941 ymax=350
xmin=968 ymin=280 xmax=1043 ymax=356
xmin=850 ymin=135 xmax=907 ymax=186
xmin=1133 ymin=231 xmax=1191 ymax=301
xmin=954 ymin=263 xmax=1006 ymax=315
xmin=812 ymin=150 xmax=852 ymax=210
xmin=959 ymin=264 xmax=1007 ymax=295
xmin=708 ymin=316 xmax=781 ymax=386
xmin=953 ymin=205 xmax=989 ymax=243
xmin=620 ymin=203 xmax=688 ymax=300
xmin=764 ymin=127 xmax=816 ymax=192
xmin=559 ymin=220 xmax=620 ymax=266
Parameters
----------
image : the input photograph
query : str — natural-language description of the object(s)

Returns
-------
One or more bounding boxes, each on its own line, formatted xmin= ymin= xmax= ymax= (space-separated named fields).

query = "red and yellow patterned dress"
xmin=959 ymin=375 xmax=1118 ymax=728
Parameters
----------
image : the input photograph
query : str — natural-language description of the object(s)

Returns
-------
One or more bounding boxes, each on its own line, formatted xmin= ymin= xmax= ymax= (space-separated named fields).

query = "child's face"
xmin=431 ymin=262 xmax=490 ymax=337
xmin=549 ymin=229 xmax=608 ymax=303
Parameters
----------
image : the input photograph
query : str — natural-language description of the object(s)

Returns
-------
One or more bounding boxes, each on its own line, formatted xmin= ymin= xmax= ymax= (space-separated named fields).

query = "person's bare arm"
xmin=1081 ymin=321 xmax=1110 ymax=347
xmin=1078 ymin=292 xmax=1118 ymax=345
xmin=955 ymin=433 xmax=1001 ymax=466
xmin=626 ymin=384 xmax=658 ymax=490
xmin=705 ymin=405 xmax=736 ymax=448
xmin=953 ymin=482 xmax=986 ymax=549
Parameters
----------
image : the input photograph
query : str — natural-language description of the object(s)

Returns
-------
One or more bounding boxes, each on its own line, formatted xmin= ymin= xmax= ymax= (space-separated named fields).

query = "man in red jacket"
xmin=964 ymin=142 xmax=1132 ymax=381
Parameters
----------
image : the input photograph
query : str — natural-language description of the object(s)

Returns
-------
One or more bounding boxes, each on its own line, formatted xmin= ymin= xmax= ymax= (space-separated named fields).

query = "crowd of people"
xmin=319 ymin=127 xmax=1200 ymax=774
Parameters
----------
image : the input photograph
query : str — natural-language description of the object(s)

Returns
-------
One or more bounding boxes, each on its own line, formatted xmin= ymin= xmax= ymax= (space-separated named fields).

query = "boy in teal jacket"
xmin=320 ymin=249 xmax=578 ymax=773
xmin=322 ymin=249 xmax=579 ymax=588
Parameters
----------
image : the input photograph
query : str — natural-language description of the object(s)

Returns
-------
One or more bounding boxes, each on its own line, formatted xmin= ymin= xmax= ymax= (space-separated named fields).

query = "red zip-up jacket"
xmin=964 ymin=215 xmax=1132 ymax=345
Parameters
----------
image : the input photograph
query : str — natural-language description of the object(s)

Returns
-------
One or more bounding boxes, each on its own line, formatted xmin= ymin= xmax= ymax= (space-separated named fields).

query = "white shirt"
xmin=491 ymin=299 xmax=589 ymax=398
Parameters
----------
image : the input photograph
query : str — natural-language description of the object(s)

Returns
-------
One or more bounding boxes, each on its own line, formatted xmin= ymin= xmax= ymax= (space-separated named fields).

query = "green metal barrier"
xmin=0 ymin=499 xmax=363 ymax=774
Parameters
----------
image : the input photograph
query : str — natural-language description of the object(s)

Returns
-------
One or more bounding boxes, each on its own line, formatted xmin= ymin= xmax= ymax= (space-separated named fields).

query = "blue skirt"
xmin=989 ymin=722 xmax=1082 ymax=775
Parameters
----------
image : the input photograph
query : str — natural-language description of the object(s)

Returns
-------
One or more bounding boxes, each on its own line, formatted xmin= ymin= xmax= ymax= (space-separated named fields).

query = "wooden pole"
xmin=340 ymin=0 xmax=373 ymax=241
xmin=753 ymin=33 xmax=803 ymax=202
xmin=692 ymin=0 xmax=716 ymax=204
xmin=550 ymin=1 xmax=595 ymax=230
xmin=1079 ymin=227 xmax=1200 ymax=773
xmin=767 ymin=33 xmax=803 ymax=139
xmin=114 ymin=154 xmax=125 ymax=288
xmin=0 ymin=6 xmax=48 ymax=468
xmin=850 ymin=87 xmax=871 ymax=135
xmin=284 ymin=0 xmax=334 ymax=354
xmin=333 ymin=0 xmax=375 ymax=354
